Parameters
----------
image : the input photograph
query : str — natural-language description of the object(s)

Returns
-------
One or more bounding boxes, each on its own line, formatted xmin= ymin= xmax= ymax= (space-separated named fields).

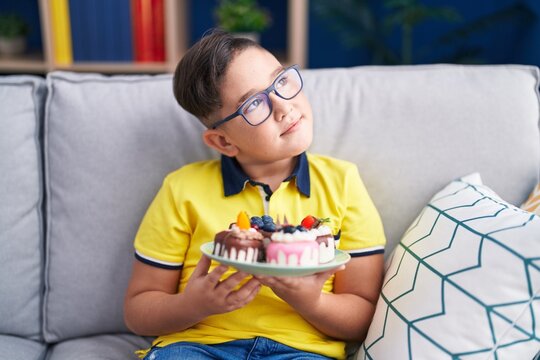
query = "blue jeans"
xmin=143 ymin=337 xmax=334 ymax=360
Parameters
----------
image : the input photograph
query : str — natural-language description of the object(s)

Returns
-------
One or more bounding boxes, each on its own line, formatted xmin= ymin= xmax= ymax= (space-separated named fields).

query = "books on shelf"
xmin=132 ymin=0 xmax=165 ymax=62
xmin=69 ymin=0 xmax=133 ymax=62
xmin=50 ymin=0 xmax=165 ymax=64
xmin=50 ymin=0 xmax=73 ymax=65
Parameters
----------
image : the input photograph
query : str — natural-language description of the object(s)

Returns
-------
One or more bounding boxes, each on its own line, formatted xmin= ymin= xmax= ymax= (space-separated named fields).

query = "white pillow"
xmin=358 ymin=173 xmax=540 ymax=359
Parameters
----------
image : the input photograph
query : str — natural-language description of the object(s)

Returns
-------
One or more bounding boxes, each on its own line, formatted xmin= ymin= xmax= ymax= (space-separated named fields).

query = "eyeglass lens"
xmin=242 ymin=67 xmax=302 ymax=126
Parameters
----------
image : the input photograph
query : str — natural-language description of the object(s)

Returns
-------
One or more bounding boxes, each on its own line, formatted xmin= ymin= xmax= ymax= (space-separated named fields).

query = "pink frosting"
xmin=266 ymin=241 xmax=319 ymax=266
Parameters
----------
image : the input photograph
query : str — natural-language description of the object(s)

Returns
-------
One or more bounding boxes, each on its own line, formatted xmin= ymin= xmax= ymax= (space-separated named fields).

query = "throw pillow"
xmin=522 ymin=182 xmax=540 ymax=216
xmin=358 ymin=173 xmax=540 ymax=359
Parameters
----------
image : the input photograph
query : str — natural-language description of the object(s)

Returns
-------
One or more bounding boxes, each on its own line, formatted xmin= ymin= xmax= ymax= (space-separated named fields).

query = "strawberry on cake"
xmin=301 ymin=215 xmax=336 ymax=263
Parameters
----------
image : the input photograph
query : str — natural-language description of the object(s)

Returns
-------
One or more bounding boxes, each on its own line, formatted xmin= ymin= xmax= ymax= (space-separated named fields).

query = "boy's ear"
xmin=202 ymin=129 xmax=239 ymax=157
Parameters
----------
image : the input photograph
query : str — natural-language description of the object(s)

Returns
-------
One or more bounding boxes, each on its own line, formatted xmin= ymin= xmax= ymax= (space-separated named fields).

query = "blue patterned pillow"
xmin=359 ymin=173 xmax=540 ymax=359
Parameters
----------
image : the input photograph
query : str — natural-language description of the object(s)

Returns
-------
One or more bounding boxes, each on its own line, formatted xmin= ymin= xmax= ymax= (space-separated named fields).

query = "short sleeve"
xmin=339 ymin=165 xmax=386 ymax=257
xmin=134 ymin=174 xmax=191 ymax=269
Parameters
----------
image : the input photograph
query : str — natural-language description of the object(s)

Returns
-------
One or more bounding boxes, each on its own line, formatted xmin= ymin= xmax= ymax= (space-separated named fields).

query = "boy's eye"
xmin=244 ymin=97 xmax=263 ymax=114
xmin=276 ymin=76 xmax=289 ymax=89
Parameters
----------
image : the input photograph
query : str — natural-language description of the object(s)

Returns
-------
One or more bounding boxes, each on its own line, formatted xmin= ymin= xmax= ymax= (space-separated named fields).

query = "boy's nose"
xmin=268 ymin=92 xmax=292 ymax=121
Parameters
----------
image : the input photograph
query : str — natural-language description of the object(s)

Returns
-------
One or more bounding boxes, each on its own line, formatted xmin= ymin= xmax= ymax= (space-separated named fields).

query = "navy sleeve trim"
xmin=134 ymin=252 xmax=184 ymax=270
xmin=350 ymin=249 xmax=385 ymax=258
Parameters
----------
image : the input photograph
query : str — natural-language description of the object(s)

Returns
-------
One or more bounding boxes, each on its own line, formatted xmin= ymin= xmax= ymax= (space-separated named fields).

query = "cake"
xmin=222 ymin=227 xmax=264 ymax=263
xmin=266 ymin=225 xmax=319 ymax=266
xmin=212 ymin=230 xmax=229 ymax=257
xmin=250 ymin=215 xmax=276 ymax=240
xmin=213 ymin=212 xmax=264 ymax=263
xmin=311 ymin=225 xmax=335 ymax=263
xmin=247 ymin=215 xmax=273 ymax=259
xmin=301 ymin=215 xmax=336 ymax=263
xmin=213 ymin=213 xmax=336 ymax=266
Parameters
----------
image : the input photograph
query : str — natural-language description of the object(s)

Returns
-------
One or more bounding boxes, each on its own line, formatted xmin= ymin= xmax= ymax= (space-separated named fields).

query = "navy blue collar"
xmin=221 ymin=152 xmax=310 ymax=197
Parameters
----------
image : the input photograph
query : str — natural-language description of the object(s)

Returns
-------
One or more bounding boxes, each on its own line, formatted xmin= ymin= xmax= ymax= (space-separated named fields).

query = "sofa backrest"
xmin=0 ymin=75 xmax=46 ymax=340
xmin=304 ymin=64 xmax=540 ymax=246
xmin=42 ymin=66 xmax=540 ymax=341
xmin=1 ymin=65 xmax=538 ymax=342
xmin=42 ymin=72 xmax=214 ymax=341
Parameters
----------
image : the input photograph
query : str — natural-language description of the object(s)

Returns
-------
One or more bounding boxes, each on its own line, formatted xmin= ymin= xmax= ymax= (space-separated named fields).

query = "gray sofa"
xmin=1 ymin=65 xmax=539 ymax=359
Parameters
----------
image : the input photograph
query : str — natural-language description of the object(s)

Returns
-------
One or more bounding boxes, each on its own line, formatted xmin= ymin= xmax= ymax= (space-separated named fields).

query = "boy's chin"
xmin=286 ymin=138 xmax=313 ymax=157
xmin=297 ymin=132 xmax=313 ymax=150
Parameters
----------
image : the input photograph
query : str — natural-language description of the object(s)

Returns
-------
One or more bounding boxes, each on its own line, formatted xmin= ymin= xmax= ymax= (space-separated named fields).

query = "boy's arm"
xmin=255 ymin=254 xmax=384 ymax=342
xmin=124 ymin=255 xmax=261 ymax=336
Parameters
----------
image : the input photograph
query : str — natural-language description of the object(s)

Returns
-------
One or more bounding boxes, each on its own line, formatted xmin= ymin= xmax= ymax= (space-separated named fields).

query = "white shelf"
xmin=0 ymin=0 xmax=307 ymax=74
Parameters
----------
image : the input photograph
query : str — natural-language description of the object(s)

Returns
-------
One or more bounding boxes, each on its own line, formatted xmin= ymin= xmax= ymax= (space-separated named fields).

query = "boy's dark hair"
xmin=173 ymin=29 xmax=262 ymax=127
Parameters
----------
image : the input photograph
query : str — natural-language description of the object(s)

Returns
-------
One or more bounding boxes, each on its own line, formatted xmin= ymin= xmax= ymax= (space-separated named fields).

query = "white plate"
xmin=200 ymin=242 xmax=351 ymax=277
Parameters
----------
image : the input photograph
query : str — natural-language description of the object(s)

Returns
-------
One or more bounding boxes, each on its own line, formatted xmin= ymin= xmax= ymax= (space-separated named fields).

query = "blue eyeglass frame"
xmin=210 ymin=64 xmax=303 ymax=129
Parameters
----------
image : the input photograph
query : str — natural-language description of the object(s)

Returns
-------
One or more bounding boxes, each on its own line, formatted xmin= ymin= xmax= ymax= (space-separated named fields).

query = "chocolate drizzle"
xmin=213 ymin=230 xmax=229 ymax=256
xmin=315 ymin=235 xmax=332 ymax=246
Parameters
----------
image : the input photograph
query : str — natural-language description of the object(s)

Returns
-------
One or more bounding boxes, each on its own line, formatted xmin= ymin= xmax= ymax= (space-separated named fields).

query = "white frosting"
xmin=230 ymin=224 xmax=259 ymax=234
xmin=271 ymin=229 xmax=316 ymax=243
xmin=319 ymin=238 xmax=335 ymax=263
xmin=214 ymin=242 xmax=223 ymax=256
xmin=310 ymin=225 xmax=335 ymax=263
xmin=310 ymin=225 xmax=332 ymax=237
xmin=228 ymin=225 xmax=263 ymax=240
xmin=223 ymin=247 xmax=259 ymax=263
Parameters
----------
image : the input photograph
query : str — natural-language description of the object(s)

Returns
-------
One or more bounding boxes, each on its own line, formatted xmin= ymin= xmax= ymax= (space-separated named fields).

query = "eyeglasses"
xmin=210 ymin=65 xmax=303 ymax=129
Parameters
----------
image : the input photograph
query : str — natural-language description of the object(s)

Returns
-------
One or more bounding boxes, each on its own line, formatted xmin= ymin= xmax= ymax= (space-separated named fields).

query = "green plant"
xmin=383 ymin=0 xmax=461 ymax=64
xmin=215 ymin=0 xmax=271 ymax=33
xmin=313 ymin=0 xmax=534 ymax=65
xmin=0 ymin=14 xmax=30 ymax=39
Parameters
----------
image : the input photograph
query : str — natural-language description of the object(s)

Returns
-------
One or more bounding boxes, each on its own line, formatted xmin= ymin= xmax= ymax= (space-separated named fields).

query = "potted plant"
xmin=0 ymin=14 xmax=29 ymax=56
xmin=215 ymin=0 xmax=271 ymax=43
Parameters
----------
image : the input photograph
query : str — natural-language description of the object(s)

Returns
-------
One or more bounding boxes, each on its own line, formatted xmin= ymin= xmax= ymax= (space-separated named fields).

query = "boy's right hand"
xmin=183 ymin=255 xmax=261 ymax=318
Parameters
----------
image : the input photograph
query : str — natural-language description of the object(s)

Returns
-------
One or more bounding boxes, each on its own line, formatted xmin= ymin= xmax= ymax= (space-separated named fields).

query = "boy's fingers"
xmin=206 ymin=263 xmax=229 ymax=285
xmin=241 ymin=280 xmax=261 ymax=304
xmin=254 ymin=275 xmax=276 ymax=287
xmin=191 ymin=255 xmax=211 ymax=278
xmin=216 ymin=271 xmax=249 ymax=293
xmin=247 ymin=281 xmax=262 ymax=298
xmin=228 ymin=278 xmax=261 ymax=302
xmin=230 ymin=270 xmax=250 ymax=283
xmin=244 ymin=278 xmax=262 ymax=294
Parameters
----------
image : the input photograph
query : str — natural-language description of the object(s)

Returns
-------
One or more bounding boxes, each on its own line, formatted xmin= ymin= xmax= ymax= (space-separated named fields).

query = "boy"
xmin=124 ymin=30 xmax=386 ymax=360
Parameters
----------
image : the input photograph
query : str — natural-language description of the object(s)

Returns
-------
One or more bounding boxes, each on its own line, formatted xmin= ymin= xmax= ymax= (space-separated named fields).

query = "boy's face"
xmin=211 ymin=47 xmax=313 ymax=164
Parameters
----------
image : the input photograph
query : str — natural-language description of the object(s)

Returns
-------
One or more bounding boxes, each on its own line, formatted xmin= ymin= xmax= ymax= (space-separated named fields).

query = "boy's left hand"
xmin=254 ymin=265 xmax=345 ymax=313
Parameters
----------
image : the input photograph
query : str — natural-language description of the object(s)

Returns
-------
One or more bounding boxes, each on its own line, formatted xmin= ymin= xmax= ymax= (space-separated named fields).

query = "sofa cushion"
xmin=0 ymin=335 xmax=47 ymax=360
xmin=0 ymin=76 xmax=46 ymax=339
xmin=42 ymin=72 xmax=213 ymax=341
xmin=42 ymin=65 xmax=540 ymax=341
xmin=46 ymin=334 xmax=152 ymax=360
xmin=359 ymin=173 xmax=540 ymax=359
xmin=304 ymin=64 xmax=540 ymax=249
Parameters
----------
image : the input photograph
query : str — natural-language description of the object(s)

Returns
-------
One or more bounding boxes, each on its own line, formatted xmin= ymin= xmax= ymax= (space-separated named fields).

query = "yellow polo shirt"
xmin=134 ymin=152 xmax=386 ymax=359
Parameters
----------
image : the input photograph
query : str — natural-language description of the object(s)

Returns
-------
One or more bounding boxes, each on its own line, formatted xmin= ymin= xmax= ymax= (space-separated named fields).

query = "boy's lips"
xmin=281 ymin=117 xmax=302 ymax=136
